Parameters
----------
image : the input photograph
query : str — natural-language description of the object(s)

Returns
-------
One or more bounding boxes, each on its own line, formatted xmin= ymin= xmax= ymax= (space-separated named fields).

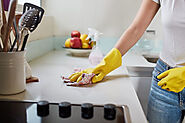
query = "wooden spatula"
xmin=3 ymin=0 xmax=17 ymax=52
xmin=1 ymin=0 xmax=7 ymax=48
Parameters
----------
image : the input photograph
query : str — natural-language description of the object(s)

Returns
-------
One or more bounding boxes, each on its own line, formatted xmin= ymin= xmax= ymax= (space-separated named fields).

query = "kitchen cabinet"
xmin=124 ymin=52 xmax=155 ymax=116
xmin=130 ymin=77 xmax=152 ymax=116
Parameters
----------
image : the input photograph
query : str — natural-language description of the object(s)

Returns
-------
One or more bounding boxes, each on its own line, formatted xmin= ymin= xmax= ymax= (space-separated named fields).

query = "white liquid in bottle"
xmin=86 ymin=28 xmax=103 ymax=66
xmin=89 ymin=47 xmax=104 ymax=66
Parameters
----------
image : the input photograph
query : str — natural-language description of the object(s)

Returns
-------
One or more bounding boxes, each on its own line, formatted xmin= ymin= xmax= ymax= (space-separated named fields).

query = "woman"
xmin=69 ymin=0 xmax=185 ymax=122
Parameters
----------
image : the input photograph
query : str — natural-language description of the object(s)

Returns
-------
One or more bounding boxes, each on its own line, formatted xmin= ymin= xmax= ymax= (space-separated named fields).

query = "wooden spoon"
xmin=1 ymin=0 xmax=7 ymax=48
xmin=1 ymin=0 xmax=7 ymax=24
xmin=3 ymin=0 xmax=17 ymax=52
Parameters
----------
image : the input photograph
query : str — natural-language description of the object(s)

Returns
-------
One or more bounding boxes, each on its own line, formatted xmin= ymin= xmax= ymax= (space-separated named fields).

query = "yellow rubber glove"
xmin=157 ymin=66 xmax=185 ymax=93
xmin=69 ymin=48 xmax=122 ymax=83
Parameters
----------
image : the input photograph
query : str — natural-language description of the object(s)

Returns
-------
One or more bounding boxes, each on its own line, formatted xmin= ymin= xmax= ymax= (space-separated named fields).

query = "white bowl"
xmin=64 ymin=47 xmax=92 ymax=57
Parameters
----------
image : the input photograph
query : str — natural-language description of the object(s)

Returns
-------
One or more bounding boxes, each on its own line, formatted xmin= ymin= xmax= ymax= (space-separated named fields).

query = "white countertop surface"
xmin=124 ymin=52 xmax=156 ymax=67
xmin=0 ymin=50 xmax=148 ymax=123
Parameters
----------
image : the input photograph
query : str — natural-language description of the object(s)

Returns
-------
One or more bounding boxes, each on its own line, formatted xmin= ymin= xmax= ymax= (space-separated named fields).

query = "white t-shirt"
xmin=152 ymin=0 xmax=185 ymax=67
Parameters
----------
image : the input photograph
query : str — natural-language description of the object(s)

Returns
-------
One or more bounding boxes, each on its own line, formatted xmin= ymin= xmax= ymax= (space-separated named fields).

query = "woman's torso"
xmin=153 ymin=0 xmax=185 ymax=67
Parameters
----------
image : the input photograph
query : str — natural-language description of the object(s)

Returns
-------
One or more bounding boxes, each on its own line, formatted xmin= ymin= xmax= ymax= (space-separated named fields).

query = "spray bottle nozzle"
xmin=86 ymin=28 xmax=103 ymax=42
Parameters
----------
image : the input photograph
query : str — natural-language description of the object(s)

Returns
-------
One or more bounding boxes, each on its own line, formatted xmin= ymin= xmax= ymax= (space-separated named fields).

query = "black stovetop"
xmin=0 ymin=100 xmax=130 ymax=123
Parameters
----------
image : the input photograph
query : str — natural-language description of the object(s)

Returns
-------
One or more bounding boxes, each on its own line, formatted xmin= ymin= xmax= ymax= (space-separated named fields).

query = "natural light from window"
xmin=18 ymin=0 xmax=40 ymax=6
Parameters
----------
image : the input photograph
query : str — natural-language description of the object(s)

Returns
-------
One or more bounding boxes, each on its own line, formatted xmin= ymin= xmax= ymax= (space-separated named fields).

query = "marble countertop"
xmin=0 ymin=50 xmax=148 ymax=123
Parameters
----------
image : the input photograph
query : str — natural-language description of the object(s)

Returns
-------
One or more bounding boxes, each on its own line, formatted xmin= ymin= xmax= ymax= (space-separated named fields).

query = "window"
xmin=18 ymin=0 xmax=41 ymax=6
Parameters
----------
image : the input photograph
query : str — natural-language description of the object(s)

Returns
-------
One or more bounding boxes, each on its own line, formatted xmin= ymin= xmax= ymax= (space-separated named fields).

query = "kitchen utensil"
xmin=20 ymin=3 xmax=45 ymax=51
xmin=23 ymin=3 xmax=44 ymax=26
xmin=16 ymin=10 xmax=31 ymax=51
xmin=3 ymin=0 xmax=17 ymax=52
xmin=9 ymin=35 xmax=12 ymax=46
xmin=14 ymin=14 xmax=22 ymax=50
xmin=1 ymin=0 xmax=7 ymax=48
xmin=0 ymin=10 xmax=2 ymax=51
xmin=21 ymin=9 xmax=39 ymax=51
xmin=1 ymin=0 xmax=7 ymax=24
xmin=16 ymin=9 xmax=39 ymax=51
xmin=9 ymin=18 xmax=19 ymax=52
xmin=16 ymin=15 xmax=25 ymax=51
xmin=1 ymin=23 xmax=7 ymax=47
xmin=21 ymin=33 xmax=28 ymax=51
xmin=19 ymin=9 xmax=39 ymax=31
xmin=0 ymin=41 xmax=2 ymax=51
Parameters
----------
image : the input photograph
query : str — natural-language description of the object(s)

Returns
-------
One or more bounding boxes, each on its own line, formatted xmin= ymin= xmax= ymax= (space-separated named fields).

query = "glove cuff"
xmin=94 ymin=48 xmax=122 ymax=74
xmin=104 ymin=48 xmax=122 ymax=66
xmin=110 ymin=47 xmax=122 ymax=67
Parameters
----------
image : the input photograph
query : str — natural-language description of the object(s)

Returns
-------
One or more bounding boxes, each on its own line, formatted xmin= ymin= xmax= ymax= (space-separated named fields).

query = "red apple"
xmin=70 ymin=37 xmax=82 ymax=48
xmin=71 ymin=31 xmax=81 ymax=38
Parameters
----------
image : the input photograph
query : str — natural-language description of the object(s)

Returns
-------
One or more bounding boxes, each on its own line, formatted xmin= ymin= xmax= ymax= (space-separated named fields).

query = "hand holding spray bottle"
xmin=86 ymin=28 xmax=104 ymax=66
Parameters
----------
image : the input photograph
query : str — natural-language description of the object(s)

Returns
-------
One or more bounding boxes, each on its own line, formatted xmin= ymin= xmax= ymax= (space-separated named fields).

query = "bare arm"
xmin=115 ymin=0 xmax=160 ymax=55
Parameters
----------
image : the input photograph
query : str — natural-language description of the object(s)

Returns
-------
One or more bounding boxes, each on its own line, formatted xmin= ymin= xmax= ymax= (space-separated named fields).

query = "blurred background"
xmin=13 ymin=0 xmax=162 ymax=60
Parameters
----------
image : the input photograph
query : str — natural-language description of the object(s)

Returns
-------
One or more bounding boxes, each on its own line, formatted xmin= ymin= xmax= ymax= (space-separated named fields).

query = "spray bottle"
xmin=87 ymin=28 xmax=104 ymax=66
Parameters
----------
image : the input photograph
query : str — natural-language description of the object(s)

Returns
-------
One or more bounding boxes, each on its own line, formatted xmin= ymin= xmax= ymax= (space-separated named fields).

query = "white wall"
xmin=29 ymin=16 xmax=54 ymax=41
xmin=42 ymin=0 xmax=162 ymax=41
xmin=18 ymin=0 xmax=40 ymax=6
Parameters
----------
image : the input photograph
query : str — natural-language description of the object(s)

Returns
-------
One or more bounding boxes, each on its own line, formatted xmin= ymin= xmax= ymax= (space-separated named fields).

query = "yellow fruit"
xmin=80 ymin=34 xmax=89 ymax=43
xmin=82 ymin=43 xmax=90 ymax=49
xmin=65 ymin=38 xmax=71 ymax=48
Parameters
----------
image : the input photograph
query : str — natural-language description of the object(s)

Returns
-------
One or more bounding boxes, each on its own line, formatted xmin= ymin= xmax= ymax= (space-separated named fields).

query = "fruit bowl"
xmin=63 ymin=47 xmax=92 ymax=57
xmin=64 ymin=31 xmax=94 ymax=57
